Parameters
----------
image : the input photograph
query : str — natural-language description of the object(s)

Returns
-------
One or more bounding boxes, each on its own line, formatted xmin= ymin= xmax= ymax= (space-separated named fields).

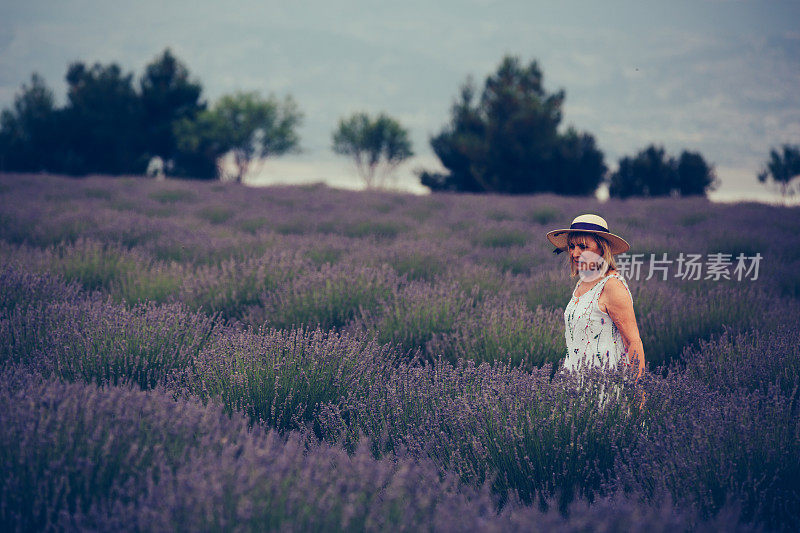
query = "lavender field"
xmin=1 ymin=173 xmax=799 ymax=531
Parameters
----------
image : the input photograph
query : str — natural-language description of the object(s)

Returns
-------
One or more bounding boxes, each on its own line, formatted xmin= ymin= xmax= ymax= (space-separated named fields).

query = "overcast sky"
xmin=1 ymin=0 xmax=798 ymax=200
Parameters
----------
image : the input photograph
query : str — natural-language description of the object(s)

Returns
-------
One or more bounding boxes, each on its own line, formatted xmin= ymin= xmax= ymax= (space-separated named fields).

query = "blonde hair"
xmin=566 ymin=232 xmax=618 ymax=278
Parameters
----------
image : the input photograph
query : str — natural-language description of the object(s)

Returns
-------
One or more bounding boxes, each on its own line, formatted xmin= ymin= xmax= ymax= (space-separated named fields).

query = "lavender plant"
xmin=2 ymin=369 xmax=737 ymax=532
xmin=180 ymin=326 xmax=397 ymax=435
xmin=351 ymin=280 xmax=476 ymax=358
xmin=249 ymin=263 xmax=400 ymax=330
xmin=0 ymin=269 xmax=217 ymax=389
xmin=427 ymin=295 xmax=564 ymax=368
xmin=622 ymin=370 xmax=800 ymax=531
xmin=178 ymin=250 xmax=308 ymax=320
xmin=320 ymin=360 xmax=646 ymax=513
xmin=1 ymin=172 xmax=799 ymax=530
xmin=680 ymin=323 xmax=800 ymax=398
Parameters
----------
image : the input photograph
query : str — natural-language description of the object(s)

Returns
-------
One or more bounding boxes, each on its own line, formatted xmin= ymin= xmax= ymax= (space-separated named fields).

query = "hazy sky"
xmin=1 ymin=0 xmax=798 ymax=200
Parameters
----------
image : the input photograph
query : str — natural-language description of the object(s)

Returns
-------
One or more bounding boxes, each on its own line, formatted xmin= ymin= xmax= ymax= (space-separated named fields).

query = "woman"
xmin=546 ymin=214 xmax=645 ymax=380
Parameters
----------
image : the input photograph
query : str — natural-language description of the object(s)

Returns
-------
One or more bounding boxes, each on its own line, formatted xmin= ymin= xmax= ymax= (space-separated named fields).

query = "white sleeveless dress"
xmin=563 ymin=272 xmax=634 ymax=372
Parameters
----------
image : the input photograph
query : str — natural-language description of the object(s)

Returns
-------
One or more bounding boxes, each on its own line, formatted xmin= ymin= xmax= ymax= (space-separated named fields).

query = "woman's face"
xmin=568 ymin=234 xmax=607 ymax=280
xmin=568 ymin=235 xmax=600 ymax=261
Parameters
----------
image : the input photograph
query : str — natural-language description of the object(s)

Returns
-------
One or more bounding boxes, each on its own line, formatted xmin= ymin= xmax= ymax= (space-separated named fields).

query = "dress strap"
xmin=574 ymin=272 xmax=632 ymax=301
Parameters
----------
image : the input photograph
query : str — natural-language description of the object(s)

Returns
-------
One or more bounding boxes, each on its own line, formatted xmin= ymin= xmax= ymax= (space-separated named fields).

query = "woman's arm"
xmin=602 ymin=278 xmax=645 ymax=380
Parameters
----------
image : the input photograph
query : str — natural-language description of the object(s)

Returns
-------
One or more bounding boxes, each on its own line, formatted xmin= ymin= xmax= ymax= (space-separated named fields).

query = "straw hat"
xmin=546 ymin=214 xmax=630 ymax=255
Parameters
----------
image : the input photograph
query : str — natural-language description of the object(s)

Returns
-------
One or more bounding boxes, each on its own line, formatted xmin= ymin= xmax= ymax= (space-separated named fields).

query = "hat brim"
xmin=546 ymin=229 xmax=630 ymax=255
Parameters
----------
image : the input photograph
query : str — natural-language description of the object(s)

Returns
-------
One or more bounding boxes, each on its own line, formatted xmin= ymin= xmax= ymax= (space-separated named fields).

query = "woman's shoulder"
xmin=604 ymin=274 xmax=627 ymax=289
xmin=601 ymin=272 xmax=633 ymax=302
xmin=605 ymin=270 xmax=628 ymax=283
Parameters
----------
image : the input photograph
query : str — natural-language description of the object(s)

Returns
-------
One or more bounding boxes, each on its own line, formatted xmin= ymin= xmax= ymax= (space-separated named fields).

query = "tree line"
xmin=1 ymin=50 xmax=797 ymax=197
xmin=0 ymin=50 xmax=304 ymax=182
xmin=421 ymin=56 xmax=797 ymax=199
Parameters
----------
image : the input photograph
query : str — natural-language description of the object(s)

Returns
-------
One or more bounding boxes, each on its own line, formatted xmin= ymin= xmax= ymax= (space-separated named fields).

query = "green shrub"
xmin=238 ymin=217 xmax=270 ymax=234
xmin=428 ymin=298 xmax=564 ymax=368
xmin=679 ymin=212 xmax=708 ymax=226
xmin=185 ymin=327 xmax=395 ymax=433
xmin=180 ymin=252 xmax=306 ymax=320
xmin=148 ymin=189 xmax=196 ymax=204
xmin=527 ymin=206 xmax=561 ymax=225
xmin=1 ymin=298 xmax=217 ymax=390
xmin=304 ymin=246 xmax=344 ymax=266
xmin=340 ymin=220 xmax=406 ymax=240
xmin=356 ymin=282 xmax=474 ymax=356
xmin=523 ymin=273 xmax=574 ymax=310
xmin=633 ymin=283 xmax=791 ymax=368
xmin=474 ymin=228 xmax=528 ymax=248
xmin=84 ymin=187 xmax=113 ymax=200
xmin=196 ymin=205 xmax=234 ymax=224
xmin=487 ymin=209 xmax=513 ymax=221
xmin=252 ymin=264 xmax=399 ymax=330
xmin=391 ymin=251 xmax=445 ymax=281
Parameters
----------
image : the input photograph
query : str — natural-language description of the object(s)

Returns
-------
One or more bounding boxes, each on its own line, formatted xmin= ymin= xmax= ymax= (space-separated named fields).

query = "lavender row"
xmin=2 ymin=174 xmax=800 ymax=529
xmin=0 ymin=267 xmax=218 ymax=389
xmin=1 ymin=269 xmax=797 ymax=528
xmin=4 ymin=369 xmax=752 ymax=532
xmin=3 ymin=238 xmax=797 ymax=370
xmin=1 ymin=174 xmax=798 ymax=286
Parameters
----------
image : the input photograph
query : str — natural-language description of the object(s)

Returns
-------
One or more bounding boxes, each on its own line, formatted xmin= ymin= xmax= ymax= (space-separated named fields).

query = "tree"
xmin=197 ymin=92 xmax=302 ymax=183
xmin=139 ymin=49 xmax=204 ymax=171
xmin=758 ymin=144 xmax=800 ymax=199
xmin=549 ymin=127 xmax=607 ymax=195
xmin=419 ymin=56 xmax=605 ymax=195
xmin=61 ymin=61 xmax=144 ymax=175
xmin=420 ymin=81 xmax=487 ymax=192
xmin=608 ymin=145 xmax=676 ymax=199
xmin=608 ymin=145 xmax=716 ymax=198
xmin=332 ymin=112 xmax=413 ymax=189
xmin=172 ymin=112 xmax=230 ymax=180
xmin=0 ymin=73 xmax=60 ymax=172
xmin=677 ymin=150 xmax=718 ymax=196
